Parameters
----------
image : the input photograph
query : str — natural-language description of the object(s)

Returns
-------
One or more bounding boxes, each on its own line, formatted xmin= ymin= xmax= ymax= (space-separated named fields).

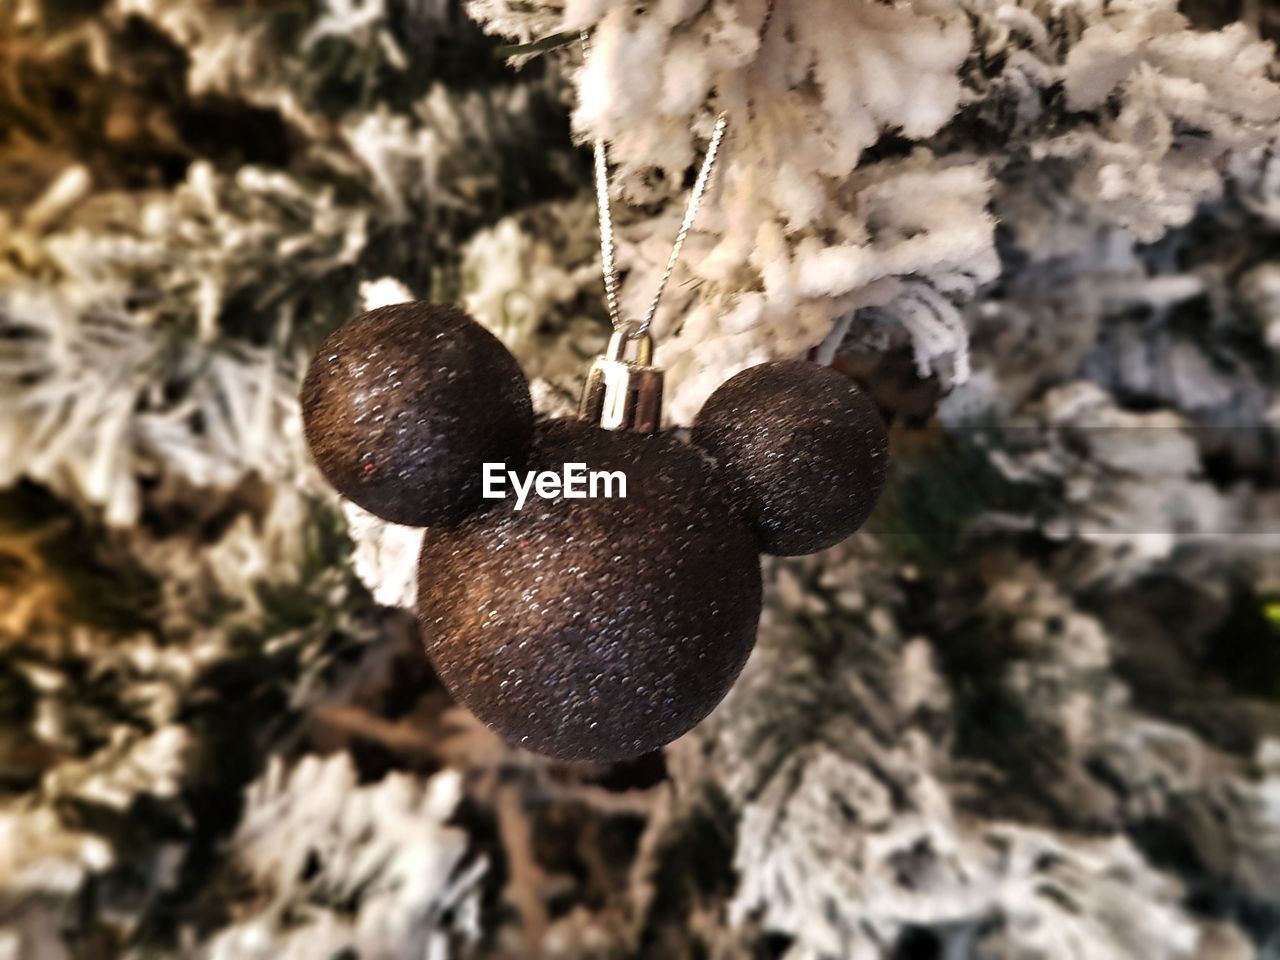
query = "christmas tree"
xmin=2 ymin=0 xmax=1279 ymax=957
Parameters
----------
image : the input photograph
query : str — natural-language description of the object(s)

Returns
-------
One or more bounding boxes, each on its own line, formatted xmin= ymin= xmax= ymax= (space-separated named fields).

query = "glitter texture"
xmin=301 ymin=302 xmax=534 ymax=527
xmin=417 ymin=418 xmax=762 ymax=763
xmin=691 ymin=360 xmax=888 ymax=556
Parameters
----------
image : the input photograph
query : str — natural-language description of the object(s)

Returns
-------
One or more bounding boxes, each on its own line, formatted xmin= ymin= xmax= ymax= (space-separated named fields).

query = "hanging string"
xmin=579 ymin=30 xmax=728 ymax=338
xmin=590 ymin=135 xmax=622 ymax=329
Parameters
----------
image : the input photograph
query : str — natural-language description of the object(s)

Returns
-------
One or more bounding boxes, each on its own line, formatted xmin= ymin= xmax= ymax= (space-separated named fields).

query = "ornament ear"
xmin=300 ymin=301 xmax=534 ymax=528
xmin=690 ymin=360 xmax=889 ymax=557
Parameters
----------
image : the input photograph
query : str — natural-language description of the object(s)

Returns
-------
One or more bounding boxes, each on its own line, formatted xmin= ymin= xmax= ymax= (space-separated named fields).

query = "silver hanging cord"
xmin=579 ymin=29 xmax=728 ymax=338
xmin=641 ymin=113 xmax=727 ymax=334
xmin=590 ymin=136 xmax=622 ymax=329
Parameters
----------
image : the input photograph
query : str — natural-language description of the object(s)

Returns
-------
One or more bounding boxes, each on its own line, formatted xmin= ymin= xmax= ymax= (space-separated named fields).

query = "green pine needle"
xmin=494 ymin=30 xmax=580 ymax=59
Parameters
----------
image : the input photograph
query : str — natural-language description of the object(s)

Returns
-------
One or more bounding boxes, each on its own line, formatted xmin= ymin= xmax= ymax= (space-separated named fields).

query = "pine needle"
xmin=493 ymin=30 xmax=579 ymax=59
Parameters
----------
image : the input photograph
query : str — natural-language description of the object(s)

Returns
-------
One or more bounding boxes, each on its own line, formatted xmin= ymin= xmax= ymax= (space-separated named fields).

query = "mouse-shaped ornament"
xmin=301 ymin=305 xmax=887 ymax=762
xmin=300 ymin=54 xmax=885 ymax=761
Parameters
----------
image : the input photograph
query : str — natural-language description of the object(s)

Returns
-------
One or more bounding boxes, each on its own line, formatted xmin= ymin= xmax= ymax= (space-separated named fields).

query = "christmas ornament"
xmin=417 ymin=417 xmax=762 ymax=763
xmin=691 ymin=360 xmax=888 ymax=556
xmin=305 ymin=29 xmax=892 ymax=762
xmin=300 ymin=301 xmax=534 ymax=527
xmin=299 ymin=25 xmax=895 ymax=763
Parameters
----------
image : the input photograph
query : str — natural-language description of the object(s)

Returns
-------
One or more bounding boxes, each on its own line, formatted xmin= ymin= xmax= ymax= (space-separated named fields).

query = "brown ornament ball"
xmin=691 ymin=359 xmax=888 ymax=556
xmin=417 ymin=418 xmax=762 ymax=763
xmin=300 ymin=301 xmax=533 ymax=527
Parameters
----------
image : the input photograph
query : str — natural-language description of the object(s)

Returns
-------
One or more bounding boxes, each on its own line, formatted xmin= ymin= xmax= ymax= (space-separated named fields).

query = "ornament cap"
xmin=578 ymin=321 xmax=664 ymax=433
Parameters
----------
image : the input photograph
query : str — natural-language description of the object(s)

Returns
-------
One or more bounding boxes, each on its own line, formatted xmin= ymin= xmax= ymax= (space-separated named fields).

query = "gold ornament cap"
xmin=578 ymin=321 xmax=664 ymax=434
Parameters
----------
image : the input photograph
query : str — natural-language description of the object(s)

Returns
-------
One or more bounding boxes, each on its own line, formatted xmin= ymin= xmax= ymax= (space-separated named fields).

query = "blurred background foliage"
xmin=0 ymin=1 xmax=1278 ymax=958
